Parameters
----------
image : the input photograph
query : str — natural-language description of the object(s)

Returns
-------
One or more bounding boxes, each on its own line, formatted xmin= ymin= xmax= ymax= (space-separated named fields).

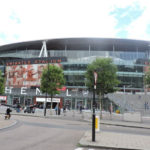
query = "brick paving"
xmin=79 ymin=130 xmax=150 ymax=150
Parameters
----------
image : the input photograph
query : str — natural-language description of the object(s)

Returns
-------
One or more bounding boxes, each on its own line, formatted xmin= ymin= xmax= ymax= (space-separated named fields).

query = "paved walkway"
xmin=79 ymin=130 xmax=150 ymax=150
xmin=0 ymin=115 xmax=17 ymax=130
xmin=81 ymin=115 xmax=150 ymax=150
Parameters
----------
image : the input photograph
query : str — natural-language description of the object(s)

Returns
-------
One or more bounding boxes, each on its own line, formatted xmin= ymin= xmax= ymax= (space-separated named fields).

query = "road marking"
xmin=75 ymin=148 xmax=95 ymax=150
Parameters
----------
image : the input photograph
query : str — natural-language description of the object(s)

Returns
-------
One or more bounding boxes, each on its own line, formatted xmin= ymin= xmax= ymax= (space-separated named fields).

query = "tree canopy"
xmin=40 ymin=64 xmax=65 ymax=96
xmin=144 ymin=67 xmax=150 ymax=88
xmin=85 ymin=58 xmax=119 ymax=96
xmin=0 ymin=70 xmax=5 ymax=95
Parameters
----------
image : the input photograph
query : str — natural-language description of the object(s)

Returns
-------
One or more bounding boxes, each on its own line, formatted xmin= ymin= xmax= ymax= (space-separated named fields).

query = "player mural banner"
xmin=5 ymin=63 xmax=62 ymax=88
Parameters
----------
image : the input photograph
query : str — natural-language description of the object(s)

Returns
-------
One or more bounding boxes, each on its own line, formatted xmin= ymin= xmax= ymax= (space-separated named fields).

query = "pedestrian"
xmin=55 ymin=105 xmax=58 ymax=115
xmin=5 ymin=107 xmax=12 ymax=119
xmin=109 ymin=103 xmax=113 ymax=114
xmin=146 ymin=102 xmax=149 ymax=110
xmin=144 ymin=102 xmax=147 ymax=110
xmin=80 ymin=105 xmax=82 ymax=113
xmin=63 ymin=105 xmax=66 ymax=113
xmin=63 ymin=105 xmax=66 ymax=116
xmin=58 ymin=104 xmax=61 ymax=115
xmin=16 ymin=104 xmax=21 ymax=113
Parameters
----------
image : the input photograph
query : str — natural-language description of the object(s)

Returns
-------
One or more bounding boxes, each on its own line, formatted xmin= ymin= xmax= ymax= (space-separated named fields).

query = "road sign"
xmin=94 ymin=71 xmax=98 ymax=89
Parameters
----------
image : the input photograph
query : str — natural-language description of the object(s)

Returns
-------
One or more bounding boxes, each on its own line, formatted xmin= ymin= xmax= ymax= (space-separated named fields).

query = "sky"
xmin=0 ymin=0 xmax=150 ymax=46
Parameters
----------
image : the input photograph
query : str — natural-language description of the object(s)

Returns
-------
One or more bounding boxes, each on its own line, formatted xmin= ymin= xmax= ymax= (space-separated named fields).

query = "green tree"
xmin=85 ymin=58 xmax=119 ymax=117
xmin=144 ymin=67 xmax=150 ymax=89
xmin=40 ymin=64 xmax=65 ymax=116
xmin=0 ymin=70 xmax=5 ymax=95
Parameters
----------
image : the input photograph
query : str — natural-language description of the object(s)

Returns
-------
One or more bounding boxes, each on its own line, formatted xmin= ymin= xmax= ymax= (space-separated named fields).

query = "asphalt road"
xmin=0 ymin=115 xmax=150 ymax=150
xmin=0 ymin=115 xmax=91 ymax=150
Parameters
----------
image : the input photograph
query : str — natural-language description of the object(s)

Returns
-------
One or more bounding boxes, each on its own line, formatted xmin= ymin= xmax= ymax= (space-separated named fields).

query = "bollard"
xmin=95 ymin=115 xmax=100 ymax=132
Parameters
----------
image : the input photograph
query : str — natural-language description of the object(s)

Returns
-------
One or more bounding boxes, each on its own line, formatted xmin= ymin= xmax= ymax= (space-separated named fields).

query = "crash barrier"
xmin=123 ymin=112 xmax=142 ymax=122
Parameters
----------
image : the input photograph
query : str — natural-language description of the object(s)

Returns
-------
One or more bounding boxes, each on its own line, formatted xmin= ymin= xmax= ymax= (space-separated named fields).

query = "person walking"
xmin=80 ymin=105 xmax=82 ymax=113
xmin=5 ymin=107 xmax=12 ymax=119
xmin=58 ymin=104 xmax=61 ymax=115
xmin=55 ymin=105 xmax=58 ymax=115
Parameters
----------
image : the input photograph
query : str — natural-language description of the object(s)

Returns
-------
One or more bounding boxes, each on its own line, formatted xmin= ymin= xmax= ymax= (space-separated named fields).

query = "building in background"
xmin=0 ymin=38 xmax=150 ymax=110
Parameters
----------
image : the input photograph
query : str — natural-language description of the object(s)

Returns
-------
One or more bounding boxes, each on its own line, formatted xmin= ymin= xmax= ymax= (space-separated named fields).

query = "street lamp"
xmin=92 ymin=71 xmax=98 ymax=142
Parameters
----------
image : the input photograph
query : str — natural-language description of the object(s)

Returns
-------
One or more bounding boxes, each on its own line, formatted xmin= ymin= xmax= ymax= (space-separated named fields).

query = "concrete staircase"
xmin=107 ymin=92 xmax=150 ymax=112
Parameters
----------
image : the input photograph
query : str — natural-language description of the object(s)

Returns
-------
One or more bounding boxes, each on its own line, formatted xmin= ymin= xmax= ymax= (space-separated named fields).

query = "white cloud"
xmin=0 ymin=0 xmax=118 ymax=45
xmin=0 ymin=0 xmax=150 ymax=45
xmin=126 ymin=2 xmax=150 ymax=40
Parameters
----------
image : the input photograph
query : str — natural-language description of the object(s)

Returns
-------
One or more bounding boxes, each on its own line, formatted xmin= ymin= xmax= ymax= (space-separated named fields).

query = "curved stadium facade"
xmin=0 ymin=38 xmax=150 ymax=110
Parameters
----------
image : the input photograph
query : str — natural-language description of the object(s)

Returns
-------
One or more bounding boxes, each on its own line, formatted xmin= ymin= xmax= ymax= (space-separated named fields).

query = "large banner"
xmin=5 ymin=63 xmax=61 ymax=88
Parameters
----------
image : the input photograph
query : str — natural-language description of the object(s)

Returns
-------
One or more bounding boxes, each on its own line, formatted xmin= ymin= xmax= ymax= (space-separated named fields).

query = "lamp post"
xmin=92 ymin=71 xmax=97 ymax=142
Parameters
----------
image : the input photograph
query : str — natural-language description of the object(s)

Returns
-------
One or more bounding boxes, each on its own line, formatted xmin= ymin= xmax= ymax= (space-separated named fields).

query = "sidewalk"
xmin=79 ymin=130 xmax=150 ymax=150
xmin=0 ymin=115 xmax=17 ymax=130
xmin=78 ymin=118 xmax=150 ymax=150
xmin=79 ymin=114 xmax=150 ymax=150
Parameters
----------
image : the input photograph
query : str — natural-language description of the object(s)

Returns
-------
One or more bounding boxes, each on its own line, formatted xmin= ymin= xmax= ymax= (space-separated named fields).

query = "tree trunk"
xmin=99 ymin=93 xmax=104 ymax=119
xmin=50 ymin=95 xmax=53 ymax=115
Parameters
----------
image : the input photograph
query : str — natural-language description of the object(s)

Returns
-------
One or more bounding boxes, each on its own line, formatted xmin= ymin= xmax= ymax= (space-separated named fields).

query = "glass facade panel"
xmin=117 ymin=65 xmax=143 ymax=73
xmin=0 ymin=40 xmax=149 ymax=92
xmin=0 ymin=50 xmax=40 ymax=58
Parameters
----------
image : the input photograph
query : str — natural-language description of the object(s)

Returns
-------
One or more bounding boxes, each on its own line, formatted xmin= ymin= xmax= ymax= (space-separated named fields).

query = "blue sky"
xmin=0 ymin=0 xmax=150 ymax=45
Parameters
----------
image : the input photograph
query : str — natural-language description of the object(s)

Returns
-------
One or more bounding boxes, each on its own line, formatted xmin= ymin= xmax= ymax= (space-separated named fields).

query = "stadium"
xmin=0 ymin=37 xmax=150 ymax=111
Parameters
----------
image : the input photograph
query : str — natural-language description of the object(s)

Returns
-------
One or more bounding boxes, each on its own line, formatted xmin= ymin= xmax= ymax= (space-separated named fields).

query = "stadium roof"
xmin=0 ymin=37 xmax=150 ymax=52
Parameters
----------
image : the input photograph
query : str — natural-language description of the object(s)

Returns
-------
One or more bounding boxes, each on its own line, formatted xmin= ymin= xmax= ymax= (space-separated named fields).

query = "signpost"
xmin=92 ymin=71 xmax=98 ymax=142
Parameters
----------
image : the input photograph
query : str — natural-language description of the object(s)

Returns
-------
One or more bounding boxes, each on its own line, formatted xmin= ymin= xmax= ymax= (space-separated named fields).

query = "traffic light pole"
xmin=92 ymin=71 xmax=97 ymax=142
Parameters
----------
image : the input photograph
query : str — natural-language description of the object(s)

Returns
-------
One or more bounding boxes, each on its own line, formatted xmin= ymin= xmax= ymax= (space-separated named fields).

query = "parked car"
xmin=24 ymin=106 xmax=35 ymax=113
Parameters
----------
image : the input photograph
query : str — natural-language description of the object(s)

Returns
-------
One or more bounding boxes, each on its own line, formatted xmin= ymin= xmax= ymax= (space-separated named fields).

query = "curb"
xmin=1 ymin=112 xmax=150 ymax=129
xmin=79 ymin=142 xmax=137 ymax=150
xmin=79 ymin=131 xmax=144 ymax=150
xmin=101 ymin=121 xmax=150 ymax=129
xmin=0 ymin=120 xmax=17 ymax=130
xmin=84 ymin=118 xmax=150 ymax=129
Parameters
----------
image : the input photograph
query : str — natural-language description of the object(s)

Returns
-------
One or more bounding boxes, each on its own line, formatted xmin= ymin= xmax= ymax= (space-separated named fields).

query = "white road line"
xmin=75 ymin=148 xmax=95 ymax=150
xmin=74 ymin=148 xmax=83 ymax=150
